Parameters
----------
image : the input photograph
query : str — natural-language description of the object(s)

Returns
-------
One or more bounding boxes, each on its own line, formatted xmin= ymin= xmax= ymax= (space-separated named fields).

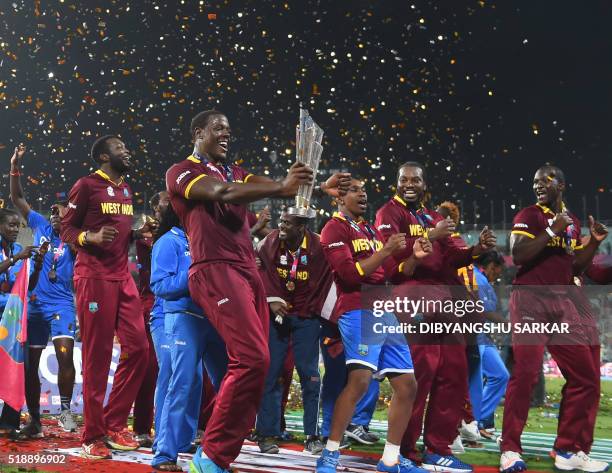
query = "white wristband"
xmin=545 ymin=227 xmax=556 ymax=239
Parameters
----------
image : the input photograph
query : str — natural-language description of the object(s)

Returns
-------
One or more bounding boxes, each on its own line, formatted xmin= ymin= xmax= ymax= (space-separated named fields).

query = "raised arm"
xmin=574 ymin=216 xmax=609 ymax=274
xmin=511 ymin=212 xmax=572 ymax=266
xmin=9 ymin=144 xmax=31 ymax=219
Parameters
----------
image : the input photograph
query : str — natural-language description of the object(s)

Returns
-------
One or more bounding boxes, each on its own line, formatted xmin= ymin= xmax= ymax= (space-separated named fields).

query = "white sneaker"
xmin=449 ymin=435 xmax=465 ymax=454
xmin=554 ymin=450 xmax=610 ymax=473
xmin=500 ymin=451 xmax=527 ymax=473
xmin=459 ymin=420 xmax=482 ymax=442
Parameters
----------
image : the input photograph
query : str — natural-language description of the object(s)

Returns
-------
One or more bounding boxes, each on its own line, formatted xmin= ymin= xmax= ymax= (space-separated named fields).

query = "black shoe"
xmin=344 ymin=424 xmax=375 ymax=445
xmin=16 ymin=420 xmax=44 ymax=440
xmin=304 ymin=435 xmax=324 ymax=455
xmin=363 ymin=425 xmax=380 ymax=443
xmin=258 ymin=437 xmax=280 ymax=454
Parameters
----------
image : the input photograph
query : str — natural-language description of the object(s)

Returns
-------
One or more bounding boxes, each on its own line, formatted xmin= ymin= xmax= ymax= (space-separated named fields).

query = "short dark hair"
xmin=537 ymin=165 xmax=565 ymax=184
xmin=397 ymin=161 xmax=427 ymax=183
xmin=0 ymin=208 xmax=20 ymax=225
xmin=475 ymin=250 xmax=505 ymax=268
xmin=91 ymin=135 xmax=119 ymax=163
xmin=190 ymin=110 xmax=224 ymax=139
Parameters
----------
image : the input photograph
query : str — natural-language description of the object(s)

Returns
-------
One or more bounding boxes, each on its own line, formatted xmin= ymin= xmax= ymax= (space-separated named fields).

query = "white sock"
xmin=326 ymin=440 xmax=340 ymax=452
xmin=381 ymin=441 xmax=400 ymax=466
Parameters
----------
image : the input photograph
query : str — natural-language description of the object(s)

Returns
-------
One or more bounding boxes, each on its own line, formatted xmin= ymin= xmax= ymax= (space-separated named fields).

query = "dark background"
xmin=1 ymin=0 xmax=610 ymax=223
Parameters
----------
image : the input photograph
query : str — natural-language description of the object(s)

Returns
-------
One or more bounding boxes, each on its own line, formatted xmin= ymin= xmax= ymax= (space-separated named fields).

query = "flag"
xmin=0 ymin=259 xmax=30 ymax=411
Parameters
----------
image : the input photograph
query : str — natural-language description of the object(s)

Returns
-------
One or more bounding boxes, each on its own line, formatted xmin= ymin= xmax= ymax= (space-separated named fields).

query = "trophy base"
xmin=287 ymin=206 xmax=317 ymax=219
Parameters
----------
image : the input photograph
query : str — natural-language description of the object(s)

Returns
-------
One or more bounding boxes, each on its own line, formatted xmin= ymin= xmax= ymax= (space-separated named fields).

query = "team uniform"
xmin=166 ymin=155 xmax=269 ymax=469
xmin=132 ymin=237 xmax=159 ymax=438
xmin=149 ymin=297 xmax=167 ymax=454
xmin=375 ymin=196 xmax=474 ymax=463
xmin=61 ymin=169 xmax=148 ymax=444
xmin=256 ymin=229 xmax=332 ymax=440
xmin=501 ymin=204 xmax=600 ymax=455
xmin=151 ymin=226 xmax=227 ymax=467
xmin=320 ymin=211 xmax=413 ymax=379
xmin=27 ymin=210 xmax=76 ymax=348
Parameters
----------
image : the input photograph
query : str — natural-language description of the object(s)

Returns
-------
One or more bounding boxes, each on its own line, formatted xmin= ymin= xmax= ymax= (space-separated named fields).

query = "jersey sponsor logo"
xmin=351 ymin=238 xmax=383 ymax=253
xmin=217 ymin=297 xmax=229 ymax=306
xmin=176 ymin=170 xmax=191 ymax=184
xmin=513 ymin=223 xmax=529 ymax=228
xmin=327 ymin=241 xmax=344 ymax=248
xmin=377 ymin=223 xmax=391 ymax=230
xmin=68 ymin=202 xmax=77 ymax=209
xmin=100 ymin=202 xmax=134 ymax=215
xmin=280 ymin=254 xmax=288 ymax=266
xmin=88 ymin=302 xmax=98 ymax=313
xmin=107 ymin=186 xmax=115 ymax=197
xmin=39 ymin=236 xmax=50 ymax=245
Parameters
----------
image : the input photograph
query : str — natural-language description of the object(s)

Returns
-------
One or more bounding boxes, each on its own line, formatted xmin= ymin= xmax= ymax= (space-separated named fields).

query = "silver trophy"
xmin=287 ymin=108 xmax=324 ymax=219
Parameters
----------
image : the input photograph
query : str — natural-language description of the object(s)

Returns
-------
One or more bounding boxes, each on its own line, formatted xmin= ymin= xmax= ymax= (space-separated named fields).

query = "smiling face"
xmin=102 ymin=137 xmax=132 ymax=174
xmin=533 ymin=168 xmax=564 ymax=206
xmin=0 ymin=214 xmax=20 ymax=243
xmin=193 ymin=114 xmax=231 ymax=163
xmin=339 ymin=179 xmax=368 ymax=218
xmin=397 ymin=165 xmax=426 ymax=204
xmin=278 ymin=212 xmax=305 ymax=243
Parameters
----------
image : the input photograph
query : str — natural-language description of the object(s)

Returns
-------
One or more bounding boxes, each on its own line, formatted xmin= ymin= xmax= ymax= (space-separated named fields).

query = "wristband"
xmin=545 ymin=227 xmax=556 ymax=239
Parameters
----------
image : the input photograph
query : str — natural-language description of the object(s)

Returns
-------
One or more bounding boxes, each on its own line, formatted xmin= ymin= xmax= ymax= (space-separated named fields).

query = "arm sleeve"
xmin=320 ymin=222 xmax=364 ymax=286
xmin=166 ymin=163 xmax=208 ymax=200
xmin=511 ymin=208 xmax=538 ymax=239
xmin=375 ymin=206 xmax=409 ymax=281
xmin=27 ymin=210 xmax=49 ymax=232
xmin=150 ymin=238 xmax=189 ymax=299
xmin=60 ymin=178 xmax=90 ymax=246
xmin=444 ymin=235 xmax=476 ymax=269
xmin=256 ymin=235 xmax=285 ymax=302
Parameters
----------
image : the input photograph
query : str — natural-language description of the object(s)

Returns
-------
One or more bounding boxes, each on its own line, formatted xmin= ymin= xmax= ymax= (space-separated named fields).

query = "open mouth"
xmin=357 ymin=199 xmax=367 ymax=210
xmin=403 ymin=190 xmax=418 ymax=200
xmin=122 ymin=154 xmax=132 ymax=167
xmin=535 ymin=189 xmax=547 ymax=200
xmin=218 ymin=139 xmax=229 ymax=152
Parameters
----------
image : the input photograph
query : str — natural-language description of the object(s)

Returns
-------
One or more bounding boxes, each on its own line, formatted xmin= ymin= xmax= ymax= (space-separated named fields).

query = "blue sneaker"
xmin=316 ymin=449 xmax=340 ymax=473
xmin=376 ymin=455 xmax=430 ymax=473
xmin=421 ymin=452 xmax=473 ymax=473
xmin=189 ymin=447 xmax=232 ymax=473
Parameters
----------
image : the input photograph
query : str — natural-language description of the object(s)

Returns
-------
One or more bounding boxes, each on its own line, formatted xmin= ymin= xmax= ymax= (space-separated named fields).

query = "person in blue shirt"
xmin=9 ymin=144 xmax=78 ymax=438
xmin=468 ymin=251 xmax=509 ymax=438
xmin=0 ymin=207 xmax=47 ymax=435
xmin=150 ymin=202 xmax=228 ymax=472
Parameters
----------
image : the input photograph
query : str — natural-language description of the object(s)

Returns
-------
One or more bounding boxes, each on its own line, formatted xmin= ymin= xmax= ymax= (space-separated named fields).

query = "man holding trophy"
xmin=166 ymin=109 xmax=348 ymax=473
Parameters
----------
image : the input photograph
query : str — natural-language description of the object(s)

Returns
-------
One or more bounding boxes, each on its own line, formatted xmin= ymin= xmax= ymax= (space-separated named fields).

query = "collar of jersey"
xmin=536 ymin=202 xmax=567 ymax=215
xmin=95 ymin=169 xmax=124 ymax=186
xmin=393 ymin=194 xmax=426 ymax=211
xmin=332 ymin=211 xmax=366 ymax=224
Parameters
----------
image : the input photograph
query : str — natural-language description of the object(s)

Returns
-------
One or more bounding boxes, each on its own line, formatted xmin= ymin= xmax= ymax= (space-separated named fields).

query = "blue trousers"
xmin=150 ymin=319 xmax=171 ymax=454
xmin=320 ymin=325 xmax=379 ymax=438
xmin=256 ymin=316 xmax=321 ymax=437
xmin=153 ymin=313 xmax=228 ymax=466
xmin=468 ymin=341 xmax=509 ymax=429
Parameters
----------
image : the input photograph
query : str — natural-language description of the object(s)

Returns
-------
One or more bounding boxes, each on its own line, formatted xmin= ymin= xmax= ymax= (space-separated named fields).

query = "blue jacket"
xmin=150 ymin=227 xmax=203 ymax=317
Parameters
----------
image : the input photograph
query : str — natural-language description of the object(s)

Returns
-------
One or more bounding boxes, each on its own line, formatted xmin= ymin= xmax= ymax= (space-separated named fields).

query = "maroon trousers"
xmin=400 ymin=343 xmax=468 ymax=459
xmin=189 ymin=264 xmax=270 ymax=470
xmin=501 ymin=291 xmax=600 ymax=454
xmin=133 ymin=317 xmax=158 ymax=435
xmin=75 ymin=277 xmax=148 ymax=444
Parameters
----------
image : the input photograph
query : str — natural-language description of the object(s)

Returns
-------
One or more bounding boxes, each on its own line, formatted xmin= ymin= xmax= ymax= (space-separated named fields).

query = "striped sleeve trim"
xmin=77 ymin=231 xmax=87 ymax=246
xmin=511 ymin=230 xmax=536 ymax=239
xmin=184 ymin=173 xmax=207 ymax=199
xmin=355 ymin=261 xmax=365 ymax=276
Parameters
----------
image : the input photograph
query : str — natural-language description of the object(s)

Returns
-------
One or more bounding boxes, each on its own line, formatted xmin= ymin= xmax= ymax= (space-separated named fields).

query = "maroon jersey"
xmin=135 ymin=237 xmax=154 ymax=305
xmin=166 ymin=155 xmax=256 ymax=275
xmin=61 ymin=170 xmax=135 ymax=280
xmin=375 ymin=196 xmax=474 ymax=285
xmin=257 ymin=229 xmax=333 ymax=318
xmin=320 ymin=212 xmax=386 ymax=322
xmin=586 ymin=255 xmax=612 ymax=284
xmin=511 ymin=204 xmax=582 ymax=285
